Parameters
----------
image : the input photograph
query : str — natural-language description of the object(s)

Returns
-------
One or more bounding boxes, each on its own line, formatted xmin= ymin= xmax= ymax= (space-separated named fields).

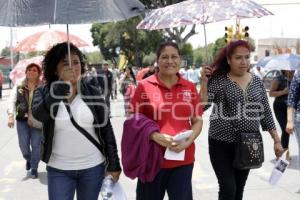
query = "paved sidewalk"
xmin=0 ymin=91 xmax=299 ymax=200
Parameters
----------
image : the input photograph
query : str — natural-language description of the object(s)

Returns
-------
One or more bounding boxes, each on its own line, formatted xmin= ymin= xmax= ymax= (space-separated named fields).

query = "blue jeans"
xmin=294 ymin=112 xmax=300 ymax=169
xmin=47 ymin=163 xmax=105 ymax=200
xmin=16 ymin=120 xmax=42 ymax=169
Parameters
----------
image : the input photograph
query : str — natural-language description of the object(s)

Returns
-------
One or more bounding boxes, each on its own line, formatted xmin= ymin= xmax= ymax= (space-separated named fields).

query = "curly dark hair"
xmin=42 ymin=42 xmax=85 ymax=85
xmin=211 ymin=40 xmax=252 ymax=76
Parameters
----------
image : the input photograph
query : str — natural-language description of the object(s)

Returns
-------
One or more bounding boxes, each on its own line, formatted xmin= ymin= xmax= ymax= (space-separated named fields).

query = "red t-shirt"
xmin=129 ymin=74 xmax=203 ymax=168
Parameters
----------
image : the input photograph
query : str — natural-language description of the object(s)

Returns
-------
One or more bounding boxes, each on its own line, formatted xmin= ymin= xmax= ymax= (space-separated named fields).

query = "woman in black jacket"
xmin=32 ymin=42 xmax=121 ymax=200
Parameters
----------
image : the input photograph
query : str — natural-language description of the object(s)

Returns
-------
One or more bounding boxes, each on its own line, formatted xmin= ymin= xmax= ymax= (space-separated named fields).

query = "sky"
xmin=0 ymin=0 xmax=300 ymax=52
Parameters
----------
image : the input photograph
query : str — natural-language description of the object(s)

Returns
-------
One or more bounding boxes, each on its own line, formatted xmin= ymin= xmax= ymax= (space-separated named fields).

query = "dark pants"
xmin=209 ymin=138 xmax=250 ymax=200
xmin=136 ymin=164 xmax=194 ymax=200
xmin=0 ymin=84 xmax=2 ymax=98
xmin=273 ymin=100 xmax=290 ymax=149
xmin=105 ymin=91 xmax=111 ymax=115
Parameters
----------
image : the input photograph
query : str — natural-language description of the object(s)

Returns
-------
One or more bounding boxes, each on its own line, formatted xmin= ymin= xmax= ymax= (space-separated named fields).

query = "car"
xmin=262 ymin=69 xmax=282 ymax=91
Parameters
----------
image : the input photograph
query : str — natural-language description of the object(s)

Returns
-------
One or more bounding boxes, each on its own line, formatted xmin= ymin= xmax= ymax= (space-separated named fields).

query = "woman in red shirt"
xmin=130 ymin=41 xmax=203 ymax=200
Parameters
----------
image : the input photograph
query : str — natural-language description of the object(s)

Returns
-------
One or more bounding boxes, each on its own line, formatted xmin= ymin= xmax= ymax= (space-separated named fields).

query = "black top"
xmin=205 ymin=73 xmax=276 ymax=143
xmin=274 ymin=74 xmax=290 ymax=104
xmin=97 ymin=69 xmax=113 ymax=92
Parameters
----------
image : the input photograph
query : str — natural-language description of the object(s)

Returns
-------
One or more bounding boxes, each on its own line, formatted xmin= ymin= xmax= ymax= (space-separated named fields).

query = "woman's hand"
xmin=281 ymin=87 xmax=289 ymax=95
xmin=200 ymin=65 xmax=213 ymax=83
xmin=150 ymin=132 xmax=174 ymax=148
xmin=169 ymin=138 xmax=193 ymax=153
xmin=274 ymin=142 xmax=284 ymax=158
xmin=7 ymin=115 xmax=14 ymax=128
xmin=286 ymin=120 xmax=295 ymax=134
xmin=106 ymin=171 xmax=121 ymax=182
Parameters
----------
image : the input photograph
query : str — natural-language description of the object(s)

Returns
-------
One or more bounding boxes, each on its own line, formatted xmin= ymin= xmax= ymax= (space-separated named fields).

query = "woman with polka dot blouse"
xmin=200 ymin=40 xmax=284 ymax=200
xmin=286 ymin=72 xmax=300 ymax=172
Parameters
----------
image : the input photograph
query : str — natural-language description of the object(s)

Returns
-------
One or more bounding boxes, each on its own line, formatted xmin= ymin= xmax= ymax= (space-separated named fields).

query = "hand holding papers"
xmin=164 ymin=130 xmax=193 ymax=161
xmin=269 ymin=152 xmax=290 ymax=186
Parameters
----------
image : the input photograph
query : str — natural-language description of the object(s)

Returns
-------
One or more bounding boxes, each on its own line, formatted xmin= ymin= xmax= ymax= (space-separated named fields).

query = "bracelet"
xmin=274 ymin=141 xmax=281 ymax=144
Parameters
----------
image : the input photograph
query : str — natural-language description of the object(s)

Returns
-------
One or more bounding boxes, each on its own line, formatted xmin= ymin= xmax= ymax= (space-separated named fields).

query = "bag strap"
xmin=64 ymin=103 xmax=103 ymax=152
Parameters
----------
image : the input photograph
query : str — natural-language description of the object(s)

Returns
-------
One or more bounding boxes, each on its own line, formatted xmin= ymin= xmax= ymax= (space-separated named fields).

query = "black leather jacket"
xmin=32 ymin=76 xmax=121 ymax=172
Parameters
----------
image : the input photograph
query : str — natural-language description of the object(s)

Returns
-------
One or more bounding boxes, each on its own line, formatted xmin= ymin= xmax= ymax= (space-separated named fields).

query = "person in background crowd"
xmin=286 ymin=71 xmax=300 ymax=173
xmin=8 ymin=69 xmax=13 ymax=89
xmin=31 ymin=42 xmax=121 ymax=200
xmin=251 ymin=66 xmax=265 ymax=80
xmin=7 ymin=63 xmax=43 ymax=178
xmin=179 ymin=64 xmax=189 ymax=80
xmin=120 ymin=66 xmax=136 ymax=116
xmin=200 ymin=40 xmax=283 ymax=200
xmin=142 ymin=62 xmax=157 ymax=79
xmin=97 ymin=61 xmax=113 ymax=116
xmin=0 ymin=69 xmax=3 ymax=99
xmin=187 ymin=63 xmax=200 ymax=87
xmin=129 ymin=41 xmax=203 ymax=200
xmin=270 ymin=70 xmax=295 ymax=160
xmin=111 ymin=63 xmax=119 ymax=100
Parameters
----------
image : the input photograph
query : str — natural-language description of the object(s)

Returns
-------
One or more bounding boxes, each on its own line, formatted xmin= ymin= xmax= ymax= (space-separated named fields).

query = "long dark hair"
xmin=43 ymin=42 xmax=85 ymax=85
xmin=124 ymin=66 xmax=136 ymax=85
xmin=211 ymin=40 xmax=251 ymax=76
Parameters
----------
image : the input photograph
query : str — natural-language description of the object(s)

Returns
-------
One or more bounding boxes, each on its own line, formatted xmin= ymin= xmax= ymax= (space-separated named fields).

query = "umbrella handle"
xmin=66 ymin=24 xmax=72 ymax=69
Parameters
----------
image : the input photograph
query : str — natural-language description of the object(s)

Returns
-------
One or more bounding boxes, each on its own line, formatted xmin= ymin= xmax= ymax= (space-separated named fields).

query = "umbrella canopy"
xmin=14 ymin=30 xmax=89 ymax=52
xmin=256 ymin=53 xmax=300 ymax=71
xmin=0 ymin=0 xmax=145 ymax=27
xmin=136 ymin=0 xmax=271 ymax=62
xmin=9 ymin=56 xmax=44 ymax=84
xmin=137 ymin=0 xmax=272 ymax=30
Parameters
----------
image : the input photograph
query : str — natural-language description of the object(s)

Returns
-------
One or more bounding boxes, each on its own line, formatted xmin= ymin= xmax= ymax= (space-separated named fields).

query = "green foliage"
xmin=212 ymin=37 xmax=227 ymax=58
xmin=193 ymin=48 xmax=204 ymax=66
xmin=91 ymin=17 xmax=164 ymax=66
xmin=193 ymin=43 xmax=214 ymax=65
xmin=142 ymin=52 xmax=156 ymax=66
xmin=181 ymin=43 xmax=193 ymax=65
xmin=1 ymin=47 xmax=10 ymax=57
xmin=84 ymin=51 xmax=103 ymax=65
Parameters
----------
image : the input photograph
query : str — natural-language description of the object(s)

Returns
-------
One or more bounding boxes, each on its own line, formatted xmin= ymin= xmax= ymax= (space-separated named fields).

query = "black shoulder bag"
xmin=223 ymin=84 xmax=264 ymax=170
xmin=64 ymin=103 xmax=103 ymax=153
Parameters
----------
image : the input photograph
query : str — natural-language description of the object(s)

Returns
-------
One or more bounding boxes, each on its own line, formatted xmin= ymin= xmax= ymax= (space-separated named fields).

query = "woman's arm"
xmin=199 ymin=66 xmax=212 ymax=104
xmin=269 ymin=79 xmax=288 ymax=97
xmin=286 ymin=106 xmax=295 ymax=134
xmin=269 ymin=129 xmax=284 ymax=157
xmin=169 ymin=116 xmax=203 ymax=153
xmin=32 ymin=83 xmax=70 ymax=122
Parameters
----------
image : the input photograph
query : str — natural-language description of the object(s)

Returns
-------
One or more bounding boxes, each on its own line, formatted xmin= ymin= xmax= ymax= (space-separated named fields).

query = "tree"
xmin=1 ymin=47 xmax=10 ymax=57
xmin=212 ymin=38 xmax=227 ymax=58
xmin=91 ymin=17 xmax=164 ymax=67
xmin=139 ymin=0 xmax=197 ymax=47
xmin=84 ymin=51 xmax=103 ymax=65
xmin=181 ymin=43 xmax=193 ymax=66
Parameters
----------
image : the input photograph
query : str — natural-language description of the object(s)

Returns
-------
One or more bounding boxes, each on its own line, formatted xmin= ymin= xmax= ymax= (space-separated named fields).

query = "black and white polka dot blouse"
xmin=204 ymin=73 xmax=276 ymax=143
xmin=287 ymin=72 xmax=300 ymax=112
